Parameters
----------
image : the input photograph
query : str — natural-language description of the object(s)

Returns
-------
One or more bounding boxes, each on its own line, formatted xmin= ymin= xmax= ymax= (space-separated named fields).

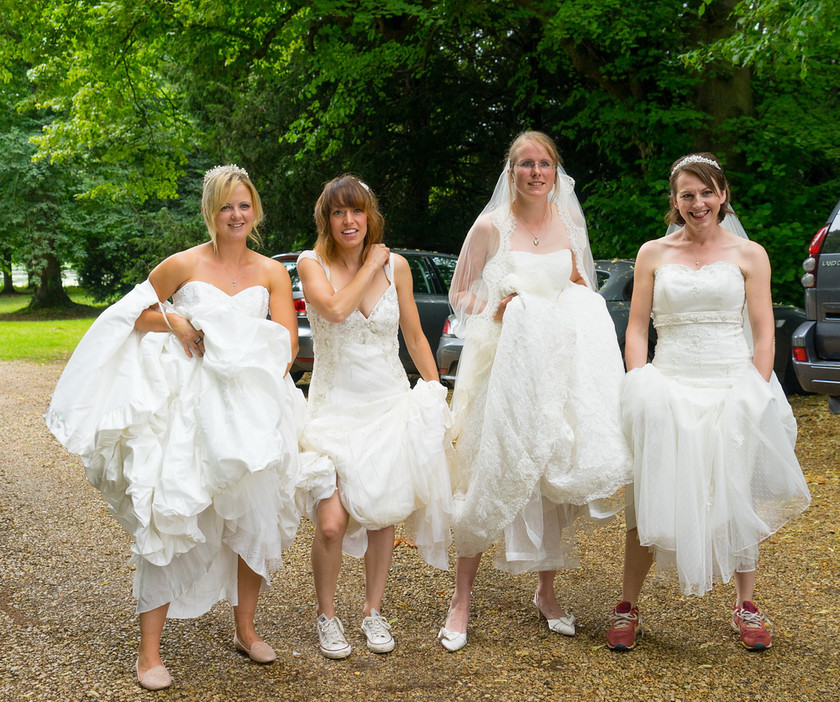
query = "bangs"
xmin=324 ymin=178 xmax=370 ymax=212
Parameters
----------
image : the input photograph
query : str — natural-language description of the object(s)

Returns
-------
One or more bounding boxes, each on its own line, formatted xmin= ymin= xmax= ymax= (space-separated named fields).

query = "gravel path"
xmin=1 ymin=360 xmax=838 ymax=701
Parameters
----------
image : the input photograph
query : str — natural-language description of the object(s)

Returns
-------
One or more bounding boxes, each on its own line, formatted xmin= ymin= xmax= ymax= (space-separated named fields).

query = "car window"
xmin=405 ymin=255 xmax=435 ymax=294
xmin=825 ymin=208 xmax=840 ymax=254
xmin=282 ymin=262 xmax=303 ymax=292
xmin=430 ymin=255 xmax=457 ymax=290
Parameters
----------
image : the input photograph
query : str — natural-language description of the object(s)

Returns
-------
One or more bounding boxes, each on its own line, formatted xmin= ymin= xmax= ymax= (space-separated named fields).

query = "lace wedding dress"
xmin=46 ymin=280 xmax=304 ymax=617
xmin=296 ymin=252 xmax=453 ymax=570
xmin=622 ymin=262 xmax=810 ymax=595
xmin=451 ymin=231 xmax=631 ymax=572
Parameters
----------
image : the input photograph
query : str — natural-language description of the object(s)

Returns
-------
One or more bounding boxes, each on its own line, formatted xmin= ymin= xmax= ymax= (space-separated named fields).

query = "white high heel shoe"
xmin=533 ymin=593 xmax=575 ymax=636
xmin=438 ymin=626 xmax=467 ymax=652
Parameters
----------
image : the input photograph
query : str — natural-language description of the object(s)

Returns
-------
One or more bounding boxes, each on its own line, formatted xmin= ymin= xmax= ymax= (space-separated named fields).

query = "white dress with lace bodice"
xmin=622 ymin=262 xmax=810 ymax=595
xmin=450 ymin=227 xmax=632 ymax=571
xmin=296 ymin=252 xmax=453 ymax=570
xmin=46 ymin=280 xmax=305 ymax=617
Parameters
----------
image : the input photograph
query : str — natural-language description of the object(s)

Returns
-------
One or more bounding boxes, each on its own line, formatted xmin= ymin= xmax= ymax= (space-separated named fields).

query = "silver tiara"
xmin=671 ymin=155 xmax=720 ymax=175
xmin=204 ymin=164 xmax=249 ymax=183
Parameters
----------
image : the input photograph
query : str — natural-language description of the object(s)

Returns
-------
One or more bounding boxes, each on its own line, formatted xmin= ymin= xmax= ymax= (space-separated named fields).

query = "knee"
xmin=317 ymin=516 xmax=348 ymax=544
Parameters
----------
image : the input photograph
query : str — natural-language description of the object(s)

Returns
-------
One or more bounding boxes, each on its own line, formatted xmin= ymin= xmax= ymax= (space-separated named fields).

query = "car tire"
xmin=829 ymin=396 xmax=840 ymax=414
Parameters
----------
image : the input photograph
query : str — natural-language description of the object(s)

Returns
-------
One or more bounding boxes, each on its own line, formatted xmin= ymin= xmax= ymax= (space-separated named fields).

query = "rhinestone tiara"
xmin=204 ymin=164 xmax=249 ymax=184
xmin=671 ymin=155 xmax=720 ymax=175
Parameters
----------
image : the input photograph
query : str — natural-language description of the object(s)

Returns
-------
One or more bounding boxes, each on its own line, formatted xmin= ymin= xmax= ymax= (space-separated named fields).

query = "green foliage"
xmin=1 ymin=0 xmax=838 ymax=306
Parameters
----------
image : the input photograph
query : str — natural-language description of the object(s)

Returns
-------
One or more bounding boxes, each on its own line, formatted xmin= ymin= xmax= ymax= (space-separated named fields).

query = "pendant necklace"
xmin=220 ymin=257 xmax=243 ymax=287
xmin=514 ymin=205 xmax=550 ymax=247
xmin=686 ymin=241 xmax=700 ymax=267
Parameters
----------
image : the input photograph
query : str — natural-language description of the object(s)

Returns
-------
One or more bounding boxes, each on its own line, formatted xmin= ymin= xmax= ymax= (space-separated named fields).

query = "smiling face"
xmin=509 ymin=140 xmax=557 ymax=202
xmin=328 ymin=202 xmax=368 ymax=250
xmin=672 ymin=172 xmax=726 ymax=232
xmin=214 ymin=182 xmax=255 ymax=243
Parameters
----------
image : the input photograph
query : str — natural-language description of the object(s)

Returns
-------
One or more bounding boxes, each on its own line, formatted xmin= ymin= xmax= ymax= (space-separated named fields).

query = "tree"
xmin=3 ymin=0 xmax=838 ymax=304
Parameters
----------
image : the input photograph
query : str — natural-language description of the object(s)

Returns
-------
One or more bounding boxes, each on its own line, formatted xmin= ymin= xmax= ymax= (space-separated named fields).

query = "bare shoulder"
xmin=635 ymin=238 xmax=667 ymax=273
xmin=254 ymin=252 xmax=292 ymax=289
xmin=734 ymin=237 xmax=770 ymax=277
xmin=471 ymin=213 xmax=497 ymax=238
xmin=153 ymin=243 xmax=205 ymax=277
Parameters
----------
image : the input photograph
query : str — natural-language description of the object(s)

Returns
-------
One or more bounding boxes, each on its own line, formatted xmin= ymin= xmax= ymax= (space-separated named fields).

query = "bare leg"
xmin=138 ymin=603 xmax=169 ymax=674
xmin=620 ymin=528 xmax=654 ymax=606
xmin=534 ymin=570 xmax=569 ymax=619
xmin=312 ymin=491 xmax=349 ymax=618
xmin=233 ymin=556 xmax=265 ymax=648
xmin=734 ymin=570 xmax=756 ymax=607
xmin=444 ymin=553 xmax=483 ymax=634
xmin=363 ymin=526 xmax=395 ymax=616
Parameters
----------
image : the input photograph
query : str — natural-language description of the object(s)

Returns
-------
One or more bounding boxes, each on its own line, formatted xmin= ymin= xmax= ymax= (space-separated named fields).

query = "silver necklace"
xmin=686 ymin=241 xmax=700 ymax=266
xmin=219 ymin=258 xmax=243 ymax=287
xmin=514 ymin=205 xmax=550 ymax=247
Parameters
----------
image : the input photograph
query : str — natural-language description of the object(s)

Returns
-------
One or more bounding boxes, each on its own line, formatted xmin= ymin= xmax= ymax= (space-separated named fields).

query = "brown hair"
xmin=201 ymin=165 xmax=264 ymax=250
xmin=667 ymin=152 xmax=734 ymax=225
xmin=313 ymin=174 xmax=385 ymax=264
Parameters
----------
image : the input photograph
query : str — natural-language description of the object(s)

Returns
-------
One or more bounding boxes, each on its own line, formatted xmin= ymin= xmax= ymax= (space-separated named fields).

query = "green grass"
xmin=0 ymin=319 xmax=98 ymax=361
xmin=0 ymin=289 xmax=106 ymax=362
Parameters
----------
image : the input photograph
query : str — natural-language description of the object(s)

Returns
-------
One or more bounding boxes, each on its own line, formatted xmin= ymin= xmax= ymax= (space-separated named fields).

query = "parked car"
xmin=791 ymin=197 xmax=840 ymax=412
xmin=438 ymin=259 xmax=806 ymax=393
xmin=272 ymin=250 xmax=457 ymax=382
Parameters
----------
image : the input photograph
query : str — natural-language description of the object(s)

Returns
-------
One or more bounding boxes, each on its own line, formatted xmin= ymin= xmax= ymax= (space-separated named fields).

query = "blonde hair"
xmin=201 ymin=165 xmax=264 ymax=250
xmin=667 ymin=152 xmax=734 ymax=225
xmin=313 ymin=175 xmax=384 ymax=264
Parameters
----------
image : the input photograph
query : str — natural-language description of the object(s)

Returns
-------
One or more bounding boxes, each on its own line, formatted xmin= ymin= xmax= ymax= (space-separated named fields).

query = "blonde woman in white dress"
xmin=47 ymin=165 xmax=304 ymax=689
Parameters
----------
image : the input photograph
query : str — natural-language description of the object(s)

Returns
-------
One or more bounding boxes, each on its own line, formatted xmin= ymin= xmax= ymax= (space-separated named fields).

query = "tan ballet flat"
xmin=234 ymin=632 xmax=277 ymax=664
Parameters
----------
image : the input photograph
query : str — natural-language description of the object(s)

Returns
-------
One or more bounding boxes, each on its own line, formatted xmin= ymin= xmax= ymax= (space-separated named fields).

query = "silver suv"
xmin=792 ymin=198 xmax=840 ymax=412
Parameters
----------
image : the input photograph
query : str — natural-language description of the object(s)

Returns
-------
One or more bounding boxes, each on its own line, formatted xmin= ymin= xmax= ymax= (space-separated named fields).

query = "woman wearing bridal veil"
xmin=437 ymin=131 xmax=631 ymax=651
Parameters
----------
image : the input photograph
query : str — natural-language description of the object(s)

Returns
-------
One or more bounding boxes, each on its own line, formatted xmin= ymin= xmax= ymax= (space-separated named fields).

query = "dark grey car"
xmin=273 ymin=250 xmax=457 ymax=382
xmin=438 ymin=259 xmax=805 ymax=392
xmin=792 ymin=197 xmax=840 ymax=412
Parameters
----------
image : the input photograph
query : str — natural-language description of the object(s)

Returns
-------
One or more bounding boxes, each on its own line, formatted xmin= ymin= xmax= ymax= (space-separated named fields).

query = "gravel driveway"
xmin=1 ymin=360 xmax=838 ymax=701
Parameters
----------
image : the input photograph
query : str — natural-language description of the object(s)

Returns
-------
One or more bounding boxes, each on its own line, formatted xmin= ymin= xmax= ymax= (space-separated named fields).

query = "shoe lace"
xmin=736 ymin=608 xmax=770 ymax=630
xmin=364 ymin=614 xmax=392 ymax=638
xmin=611 ymin=609 xmax=638 ymax=630
xmin=319 ymin=617 xmax=347 ymax=645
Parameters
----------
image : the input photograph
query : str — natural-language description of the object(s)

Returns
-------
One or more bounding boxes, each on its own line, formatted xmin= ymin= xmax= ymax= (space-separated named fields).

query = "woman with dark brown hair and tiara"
xmin=605 ymin=153 xmax=810 ymax=652
xmin=296 ymin=174 xmax=453 ymax=660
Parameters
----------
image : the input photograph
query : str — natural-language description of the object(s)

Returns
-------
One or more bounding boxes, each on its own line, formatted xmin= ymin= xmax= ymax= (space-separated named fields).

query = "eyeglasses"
xmin=515 ymin=160 xmax=554 ymax=171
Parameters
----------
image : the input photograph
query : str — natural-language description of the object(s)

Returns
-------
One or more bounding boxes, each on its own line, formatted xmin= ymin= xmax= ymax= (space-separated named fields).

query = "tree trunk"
xmin=690 ymin=0 xmax=755 ymax=163
xmin=28 ymin=252 xmax=72 ymax=309
xmin=1 ymin=252 xmax=14 ymax=294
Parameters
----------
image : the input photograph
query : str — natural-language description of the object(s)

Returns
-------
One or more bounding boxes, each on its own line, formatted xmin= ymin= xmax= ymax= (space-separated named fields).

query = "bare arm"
xmin=298 ymin=244 xmax=390 ymax=324
xmin=624 ymin=243 xmax=658 ymax=371
xmin=135 ymin=251 xmax=205 ymax=358
xmin=742 ymin=243 xmax=775 ymax=381
xmin=394 ymin=255 xmax=440 ymax=382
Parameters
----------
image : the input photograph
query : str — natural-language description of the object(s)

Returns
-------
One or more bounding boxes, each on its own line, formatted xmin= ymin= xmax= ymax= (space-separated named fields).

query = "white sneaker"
xmin=316 ymin=614 xmax=352 ymax=659
xmin=360 ymin=609 xmax=395 ymax=653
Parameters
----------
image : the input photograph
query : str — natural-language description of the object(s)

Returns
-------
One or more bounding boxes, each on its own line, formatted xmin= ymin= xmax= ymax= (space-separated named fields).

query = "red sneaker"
xmin=606 ymin=601 xmax=643 ymax=651
xmin=732 ymin=601 xmax=772 ymax=651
